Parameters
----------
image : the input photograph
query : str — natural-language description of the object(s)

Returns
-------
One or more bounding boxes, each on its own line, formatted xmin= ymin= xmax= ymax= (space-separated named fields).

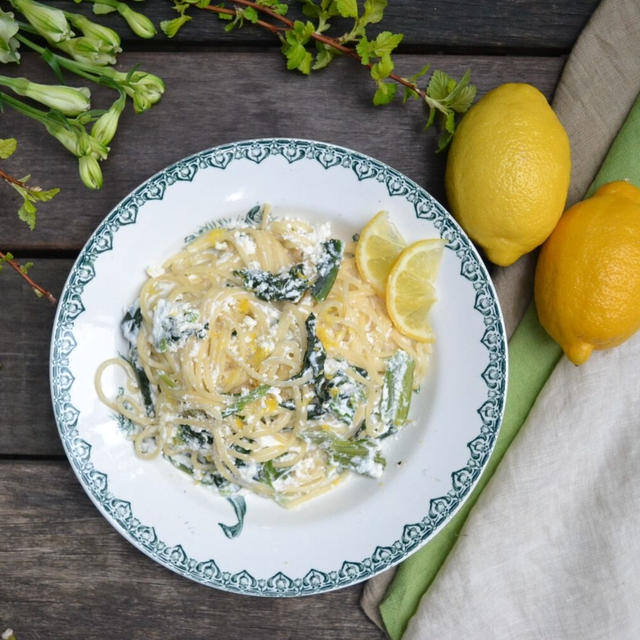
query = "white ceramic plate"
xmin=50 ymin=138 xmax=507 ymax=596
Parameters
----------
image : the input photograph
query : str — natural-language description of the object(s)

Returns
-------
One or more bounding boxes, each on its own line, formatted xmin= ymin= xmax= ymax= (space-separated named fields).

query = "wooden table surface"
xmin=1 ymin=2 xmax=597 ymax=638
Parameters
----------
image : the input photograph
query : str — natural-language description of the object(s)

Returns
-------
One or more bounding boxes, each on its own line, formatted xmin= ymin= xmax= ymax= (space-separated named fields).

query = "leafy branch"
xmin=0 ymin=136 xmax=59 ymax=229
xmin=0 ymin=137 xmax=58 ymax=302
xmin=0 ymin=250 xmax=57 ymax=302
xmin=163 ymin=0 xmax=476 ymax=150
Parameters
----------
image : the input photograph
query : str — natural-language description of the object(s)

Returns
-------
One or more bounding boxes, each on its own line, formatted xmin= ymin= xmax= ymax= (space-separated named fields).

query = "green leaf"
xmin=40 ymin=47 xmax=65 ymax=84
xmin=223 ymin=12 xmax=244 ymax=31
xmin=0 ymin=137 xmax=17 ymax=159
xmin=437 ymin=129 xmax=454 ymax=153
xmin=445 ymin=70 xmax=476 ymax=112
xmin=409 ymin=63 xmax=431 ymax=84
xmin=424 ymin=105 xmax=436 ymax=129
xmin=443 ymin=109 xmax=455 ymax=134
xmin=30 ymin=186 xmax=60 ymax=203
xmin=373 ymin=81 xmax=396 ymax=105
xmin=361 ymin=0 xmax=386 ymax=24
xmin=334 ymin=0 xmax=358 ymax=18
xmin=17 ymin=197 xmax=37 ymax=231
xmin=403 ymin=64 xmax=431 ymax=102
xmin=281 ymin=21 xmax=315 ymax=74
xmin=257 ymin=0 xmax=289 ymax=15
xmin=402 ymin=84 xmax=419 ymax=103
xmin=161 ymin=14 xmax=192 ymax=38
xmin=312 ymin=43 xmax=335 ymax=70
xmin=283 ymin=41 xmax=312 ymax=74
xmin=427 ymin=69 xmax=454 ymax=102
xmin=301 ymin=0 xmax=322 ymax=19
xmin=242 ymin=6 xmax=259 ymax=23
xmin=20 ymin=261 xmax=34 ymax=275
xmin=297 ymin=20 xmax=316 ymax=41
xmin=355 ymin=35 xmax=373 ymax=65
xmin=449 ymin=83 xmax=476 ymax=113
xmin=371 ymin=31 xmax=403 ymax=56
xmin=434 ymin=111 xmax=456 ymax=151
xmin=370 ymin=53 xmax=394 ymax=80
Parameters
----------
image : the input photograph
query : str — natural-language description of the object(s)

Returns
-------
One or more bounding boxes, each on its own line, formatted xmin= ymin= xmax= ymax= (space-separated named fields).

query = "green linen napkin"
xmin=584 ymin=93 xmax=640 ymax=197
xmin=374 ymin=5 xmax=640 ymax=636
xmin=378 ymin=305 xmax=561 ymax=639
xmin=379 ymin=92 xmax=640 ymax=639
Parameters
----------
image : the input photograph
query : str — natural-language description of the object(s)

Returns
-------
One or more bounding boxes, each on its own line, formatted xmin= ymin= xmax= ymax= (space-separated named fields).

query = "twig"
xmin=0 ymin=167 xmax=29 ymax=189
xmin=0 ymin=250 xmax=57 ymax=304
xmin=202 ymin=0 xmax=425 ymax=100
xmin=205 ymin=4 xmax=286 ymax=35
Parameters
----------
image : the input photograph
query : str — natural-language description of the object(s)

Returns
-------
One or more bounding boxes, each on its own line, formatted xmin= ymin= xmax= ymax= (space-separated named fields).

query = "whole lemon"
xmin=445 ymin=83 xmax=571 ymax=266
xmin=535 ymin=181 xmax=640 ymax=365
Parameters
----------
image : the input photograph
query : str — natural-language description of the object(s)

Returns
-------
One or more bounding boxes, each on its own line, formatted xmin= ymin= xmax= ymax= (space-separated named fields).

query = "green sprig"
xmin=0 ymin=137 xmax=60 ymax=230
xmin=163 ymin=0 xmax=476 ymax=149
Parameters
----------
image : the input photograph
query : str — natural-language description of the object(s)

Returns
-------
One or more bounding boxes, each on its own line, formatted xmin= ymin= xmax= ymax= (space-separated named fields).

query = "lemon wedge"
xmin=355 ymin=210 xmax=406 ymax=295
xmin=385 ymin=239 xmax=444 ymax=342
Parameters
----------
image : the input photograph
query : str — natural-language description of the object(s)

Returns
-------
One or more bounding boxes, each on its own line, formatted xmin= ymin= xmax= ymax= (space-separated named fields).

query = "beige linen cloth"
xmin=362 ymin=0 xmax=640 ymax=637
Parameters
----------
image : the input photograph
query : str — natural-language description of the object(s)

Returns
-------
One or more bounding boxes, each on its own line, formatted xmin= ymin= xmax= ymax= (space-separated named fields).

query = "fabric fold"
xmin=361 ymin=0 xmax=640 ymax=636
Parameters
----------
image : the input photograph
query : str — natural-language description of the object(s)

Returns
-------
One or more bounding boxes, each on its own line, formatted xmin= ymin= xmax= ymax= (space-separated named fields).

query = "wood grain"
xmin=0 ymin=2 xmax=590 ymax=634
xmin=0 ymin=460 xmax=385 ymax=640
xmin=1 ymin=52 xmax=564 ymax=251
xmin=0 ymin=259 xmax=69 ymax=456
xmin=51 ymin=0 xmax=597 ymax=52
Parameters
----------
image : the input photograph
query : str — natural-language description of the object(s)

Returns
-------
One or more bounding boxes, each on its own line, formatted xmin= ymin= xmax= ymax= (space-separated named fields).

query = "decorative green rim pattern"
xmin=50 ymin=138 xmax=507 ymax=596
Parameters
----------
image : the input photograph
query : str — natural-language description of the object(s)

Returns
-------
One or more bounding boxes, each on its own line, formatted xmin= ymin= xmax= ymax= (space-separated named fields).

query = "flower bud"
xmin=91 ymin=93 xmax=125 ymax=146
xmin=57 ymin=37 xmax=117 ymax=66
xmin=109 ymin=69 xmax=165 ymax=113
xmin=79 ymin=130 xmax=109 ymax=162
xmin=8 ymin=77 xmax=90 ymax=116
xmin=10 ymin=0 xmax=73 ymax=43
xmin=44 ymin=120 xmax=83 ymax=156
xmin=67 ymin=13 xmax=122 ymax=54
xmin=79 ymin=154 xmax=103 ymax=190
xmin=0 ymin=9 xmax=21 ymax=64
xmin=117 ymin=5 xmax=156 ymax=39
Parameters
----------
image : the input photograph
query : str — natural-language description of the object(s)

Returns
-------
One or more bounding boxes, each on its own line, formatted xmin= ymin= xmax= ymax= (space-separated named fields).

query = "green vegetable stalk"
xmin=303 ymin=428 xmax=386 ymax=477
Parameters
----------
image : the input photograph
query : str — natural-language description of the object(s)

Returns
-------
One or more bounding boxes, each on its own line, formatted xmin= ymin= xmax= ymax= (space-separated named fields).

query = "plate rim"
xmin=49 ymin=137 xmax=508 ymax=596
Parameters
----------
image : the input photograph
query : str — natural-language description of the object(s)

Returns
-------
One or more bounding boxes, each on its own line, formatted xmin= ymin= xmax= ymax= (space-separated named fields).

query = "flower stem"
xmin=15 ymin=31 xmax=105 ymax=83
xmin=0 ymin=248 xmax=57 ymax=304
xmin=0 ymin=89 xmax=50 ymax=125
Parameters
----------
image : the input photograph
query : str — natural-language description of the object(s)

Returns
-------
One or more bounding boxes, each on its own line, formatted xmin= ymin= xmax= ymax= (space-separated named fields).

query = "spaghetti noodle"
xmin=95 ymin=206 xmax=432 ymax=507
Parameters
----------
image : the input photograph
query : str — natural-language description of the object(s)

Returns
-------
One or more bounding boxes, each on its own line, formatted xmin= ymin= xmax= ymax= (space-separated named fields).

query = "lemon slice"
xmin=355 ymin=210 xmax=407 ymax=295
xmin=386 ymin=239 xmax=445 ymax=342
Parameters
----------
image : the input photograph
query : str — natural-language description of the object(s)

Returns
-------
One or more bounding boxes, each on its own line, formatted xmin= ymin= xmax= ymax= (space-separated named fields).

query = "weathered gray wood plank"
xmin=0 ymin=259 xmax=68 ymax=456
xmin=1 ymin=51 xmax=565 ymax=251
xmin=0 ymin=460 xmax=385 ymax=640
xmin=50 ymin=0 xmax=596 ymax=51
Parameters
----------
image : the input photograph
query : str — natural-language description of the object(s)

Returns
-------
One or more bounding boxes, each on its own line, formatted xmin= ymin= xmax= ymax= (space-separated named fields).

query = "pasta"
xmin=96 ymin=205 xmax=432 ymax=507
